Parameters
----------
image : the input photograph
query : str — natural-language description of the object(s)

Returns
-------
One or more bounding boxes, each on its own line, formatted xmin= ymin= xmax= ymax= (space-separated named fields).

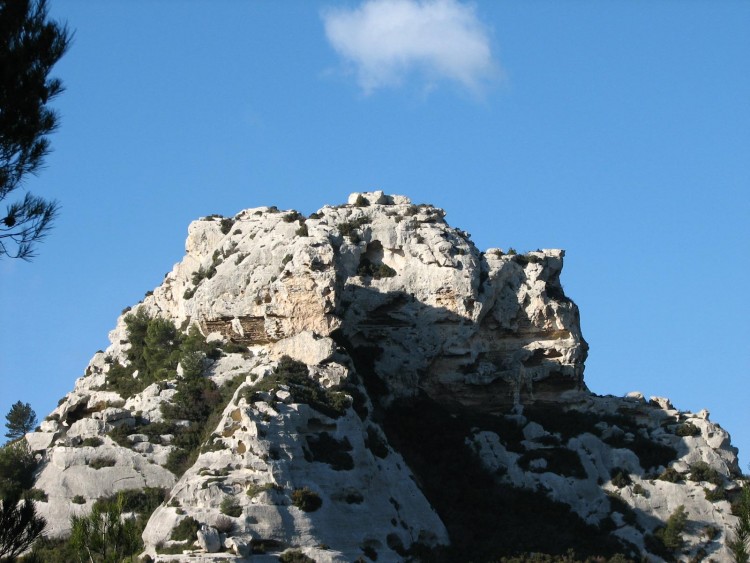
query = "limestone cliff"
xmin=23 ymin=193 xmax=744 ymax=562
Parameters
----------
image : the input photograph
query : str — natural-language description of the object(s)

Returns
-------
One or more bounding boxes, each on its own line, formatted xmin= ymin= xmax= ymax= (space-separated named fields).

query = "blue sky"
xmin=1 ymin=1 xmax=748 ymax=468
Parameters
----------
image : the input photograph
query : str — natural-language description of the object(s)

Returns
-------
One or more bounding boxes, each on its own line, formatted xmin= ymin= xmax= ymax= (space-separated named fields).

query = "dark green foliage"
xmin=222 ymin=341 xmax=249 ymax=355
xmin=658 ymin=466 xmax=683 ymax=483
xmin=674 ymin=422 xmax=700 ymax=437
xmin=69 ymin=493 xmax=141 ymax=563
xmin=0 ymin=0 xmax=71 ymax=260
xmin=306 ymin=433 xmax=354 ymax=471
xmin=220 ymin=496 xmax=242 ymax=517
xmin=220 ymin=217 xmax=234 ymax=234
xmin=279 ymin=549 xmax=316 ymax=563
xmin=93 ymin=487 xmax=166 ymax=517
xmin=0 ymin=440 xmax=37 ymax=499
xmin=704 ymin=486 xmax=727 ymax=502
xmin=161 ymin=374 xmax=245 ymax=477
xmin=354 ymin=194 xmax=370 ymax=207
xmin=79 ymin=437 xmax=103 ymax=447
xmin=610 ymin=469 xmax=632 ymax=489
xmin=0 ymin=495 xmax=46 ymax=561
xmin=242 ymin=356 xmax=349 ymax=419
xmin=356 ymin=257 xmax=396 ymax=279
xmin=689 ymin=461 xmax=723 ymax=486
xmin=141 ymin=316 xmax=181 ymax=379
xmin=337 ymin=216 xmax=370 ymax=241
xmin=4 ymin=401 xmax=37 ymax=441
xmin=170 ymin=516 xmax=200 ymax=541
xmin=295 ymin=224 xmax=309 ymax=237
xmin=729 ymin=485 xmax=750 ymax=563
xmin=105 ymin=313 xmax=218 ymax=398
xmin=71 ymin=495 xmax=85 ymax=504
xmin=291 ymin=487 xmax=322 ymax=512
xmin=190 ymin=264 xmax=217 ymax=286
xmin=19 ymin=537 xmax=79 ymax=563
xmin=380 ymin=396 xmax=631 ymax=562
xmin=653 ymin=505 xmax=687 ymax=553
xmin=283 ymin=211 xmax=304 ymax=223
xmin=23 ymin=488 xmax=47 ymax=502
xmin=88 ymin=457 xmax=115 ymax=470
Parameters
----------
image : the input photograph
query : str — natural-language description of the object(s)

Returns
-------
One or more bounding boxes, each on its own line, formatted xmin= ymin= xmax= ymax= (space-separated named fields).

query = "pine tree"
xmin=4 ymin=401 xmax=37 ymax=442
xmin=0 ymin=0 xmax=71 ymax=260
xmin=730 ymin=485 xmax=750 ymax=563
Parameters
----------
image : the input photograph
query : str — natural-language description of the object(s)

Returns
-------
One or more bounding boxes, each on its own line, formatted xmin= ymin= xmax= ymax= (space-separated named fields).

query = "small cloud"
xmin=322 ymin=0 xmax=499 ymax=95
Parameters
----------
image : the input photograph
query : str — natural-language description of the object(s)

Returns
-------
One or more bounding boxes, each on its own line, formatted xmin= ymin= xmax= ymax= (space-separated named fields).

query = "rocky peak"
xmin=21 ymin=193 xmax=745 ymax=562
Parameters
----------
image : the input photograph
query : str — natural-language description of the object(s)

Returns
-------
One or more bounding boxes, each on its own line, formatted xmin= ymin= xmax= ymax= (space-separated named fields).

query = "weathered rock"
xmin=197 ymin=525 xmax=221 ymax=553
xmin=23 ymin=194 xmax=744 ymax=562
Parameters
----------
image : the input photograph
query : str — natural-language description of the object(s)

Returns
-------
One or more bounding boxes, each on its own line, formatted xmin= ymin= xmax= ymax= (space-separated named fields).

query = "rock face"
xmin=24 ymin=192 xmax=744 ymax=562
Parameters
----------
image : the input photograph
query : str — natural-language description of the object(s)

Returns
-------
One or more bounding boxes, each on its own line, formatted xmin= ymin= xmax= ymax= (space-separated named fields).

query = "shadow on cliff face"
xmin=333 ymin=283 xmax=587 ymax=413
xmin=329 ymin=286 xmax=700 ymax=561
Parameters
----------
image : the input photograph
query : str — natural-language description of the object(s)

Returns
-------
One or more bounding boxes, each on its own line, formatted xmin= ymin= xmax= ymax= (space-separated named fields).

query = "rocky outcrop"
xmin=23 ymin=192 xmax=744 ymax=562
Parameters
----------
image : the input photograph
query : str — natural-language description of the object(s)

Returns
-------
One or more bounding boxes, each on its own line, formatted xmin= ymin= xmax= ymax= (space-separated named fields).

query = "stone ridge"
xmin=22 ymin=192 xmax=744 ymax=562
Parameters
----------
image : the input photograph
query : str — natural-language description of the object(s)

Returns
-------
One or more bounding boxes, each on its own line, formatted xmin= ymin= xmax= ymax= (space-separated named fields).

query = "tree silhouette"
xmin=4 ymin=401 xmax=37 ymax=442
xmin=0 ymin=0 xmax=71 ymax=260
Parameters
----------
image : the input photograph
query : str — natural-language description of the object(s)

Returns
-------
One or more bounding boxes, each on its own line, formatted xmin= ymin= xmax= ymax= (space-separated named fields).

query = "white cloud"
xmin=322 ymin=0 xmax=498 ymax=95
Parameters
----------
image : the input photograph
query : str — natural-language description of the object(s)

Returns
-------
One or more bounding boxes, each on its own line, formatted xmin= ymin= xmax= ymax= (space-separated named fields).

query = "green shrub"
xmin=0 ymin=440 xmax=38 ymax=499
xmin=689 ymin=461 xmax=723 ymax=486
xmin=305 ymin=432 xmax=353 ymax=471
xmin=295 ymin=224 xmax=309 ymax=237
xmin=79 ymin=437 xmax=103 ymax=447
xmin=674 ymin=422 xmax=700 ymax=437
xmin=71 ymin=495 xmax=86 ymax=504
xmin=220 ymin=496 xmax=242 ymax=517
xmin=23 ymin=488 xmax=48 ymax=502
xmin=704 ymin=486 xmax=727 ymax=502
xmin=283 ymin=211 xmax=303 ymax=223
xmin=354 ymin=195 xmax=370 ymax=207
xmin=88 ymin=457 xmax=116 ymax=470
xmin=657 ymin=466 xmax=683 ymax=483
xmin=170 ymin=516 xmax=200 ymax=541
xmin=291 ymin=487 xmax=322 ymax=512
xmin=93 ymin=487 xmax=167 ymax=517
xmin=633 ymin=483 xmax=647 ymax=497
xmin=246 ymin=482 xmax=277 ymax=498
xmin=357 ymin=257 xmax=396 ymax=279
xmin=610 ymin=470 xmax=632 ymax=489
xmin=240 ymin=356 xmax=349 ymax=419
xmin=337 ymin=216 xmax=370 ymax=240
xmin=729 ymin=485 xmax=750 ymax=563
xmin=222 ymin=341 xmax=249 ymax=354
xmin=654 ymin=505 xmax=687 ymax=552
xmin=220 ymin=218 xmax=234 ymax=234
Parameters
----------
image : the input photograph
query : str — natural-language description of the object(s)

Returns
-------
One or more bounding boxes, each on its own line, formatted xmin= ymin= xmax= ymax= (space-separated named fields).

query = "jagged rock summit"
xmin=25 ymin=192 xmax=744 ymax=562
